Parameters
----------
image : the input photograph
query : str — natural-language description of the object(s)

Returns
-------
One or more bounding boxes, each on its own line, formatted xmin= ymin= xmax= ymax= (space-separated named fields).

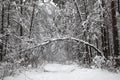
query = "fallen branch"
xmin=19 ymin=37 xmax=104 ymax=57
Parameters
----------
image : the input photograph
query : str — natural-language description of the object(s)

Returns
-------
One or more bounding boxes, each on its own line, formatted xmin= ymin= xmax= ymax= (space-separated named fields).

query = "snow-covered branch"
xmin=19 ymin=37 xmax=104 ymax=57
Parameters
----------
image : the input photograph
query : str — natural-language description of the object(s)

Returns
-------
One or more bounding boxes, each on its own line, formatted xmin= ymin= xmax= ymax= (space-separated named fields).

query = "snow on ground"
xmin=44 ymin=64 xmax=77 ymax=72
xmin=3 ymin=63 xmax=120 ymax=80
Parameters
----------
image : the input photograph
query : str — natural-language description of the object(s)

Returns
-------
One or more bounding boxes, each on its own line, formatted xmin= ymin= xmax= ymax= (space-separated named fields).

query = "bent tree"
xmin=19 ymin=37 xmax=104 ymax=58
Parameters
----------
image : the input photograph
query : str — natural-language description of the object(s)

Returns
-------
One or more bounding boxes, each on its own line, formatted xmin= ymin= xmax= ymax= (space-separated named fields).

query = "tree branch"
xmin=19 ymin=37 xmax=104 ymax=57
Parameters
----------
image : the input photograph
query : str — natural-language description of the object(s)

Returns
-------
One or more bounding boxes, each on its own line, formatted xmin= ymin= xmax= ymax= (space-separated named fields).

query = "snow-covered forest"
xmin=0 ymin=0 xmax=120 ymax=80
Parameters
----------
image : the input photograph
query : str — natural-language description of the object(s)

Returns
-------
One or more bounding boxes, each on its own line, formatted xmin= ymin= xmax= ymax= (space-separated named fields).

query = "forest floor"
xmin=3 ymin=63 xmax=120 ymax=80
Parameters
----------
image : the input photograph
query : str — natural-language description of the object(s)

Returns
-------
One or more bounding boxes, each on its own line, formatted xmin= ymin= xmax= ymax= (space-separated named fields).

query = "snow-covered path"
xmin=4 ymin=64 xmax=120 ymax=80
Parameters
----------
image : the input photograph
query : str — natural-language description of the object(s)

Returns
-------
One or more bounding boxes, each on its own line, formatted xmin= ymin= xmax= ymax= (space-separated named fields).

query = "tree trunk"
xmin=1 ymin=1 xmax=4 ymax=34
xmin=88 ymin=39 xmax=92 ymax=63
xmin=83 ymin=0 xmax=87 ymax=20
xmin=106 ymin=25 xmax=110 ymax=56
xmin=101 ymin=27 xmax=108 ymax=58
xmin=83 ymin=0 xmax=90 ymax=64
xmin=29 ymin=3 xmax=35 ymax=38
xmin=101 ymin=0 xmax=110 ymax=59
xmin=111 ymin=1 xmax=119 ymax=56
xmin=118 ymin=0 xmax=120 ymax=13
xmin=20 ymin=0 xmax=23 ymax=36
xmin=111 ymin=0 xmax=120 ymax=67
xmin=7 ymin=3 xmax=10 ymax=28
xmin=0 ymin=1 xmax=4 ymax=61
xmin=73 ymin=0 xmax=82 ymax=22
xmin=4 ymin=2 xmax=11 ymax=56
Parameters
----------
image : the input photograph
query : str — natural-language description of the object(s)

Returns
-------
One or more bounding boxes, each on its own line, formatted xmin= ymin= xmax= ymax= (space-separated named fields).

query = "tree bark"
xmin=0 ymin=0 xmax=4 ymax=61
xmin=101 ymin=0 xmax=110 ymax=59
xmin=111 ymin=0 xmax=120 ymax=67
xmin=83 ymin=0 xmax=90 ymax=64
xmin=83 ymin=0 xmax=87 ymax=20
xmin=1 ymin=1 xmax=4 ymax=34
xmin=29 ymin=3 xmax=35 ymax=38
xmin=73 ymin=0 xmax=82 ymax=22
xmin=20 ymin=0 xmax=23 ymax=36
xmin=111 ymin=1 xmax=119 ymax=56
xmin=118 ymin=0 xmax=120 ymax=13
xmin=101 ymin=27 xmax=108 ymax=58
xmin=4 ymin=2 xmax=11 ymax=56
